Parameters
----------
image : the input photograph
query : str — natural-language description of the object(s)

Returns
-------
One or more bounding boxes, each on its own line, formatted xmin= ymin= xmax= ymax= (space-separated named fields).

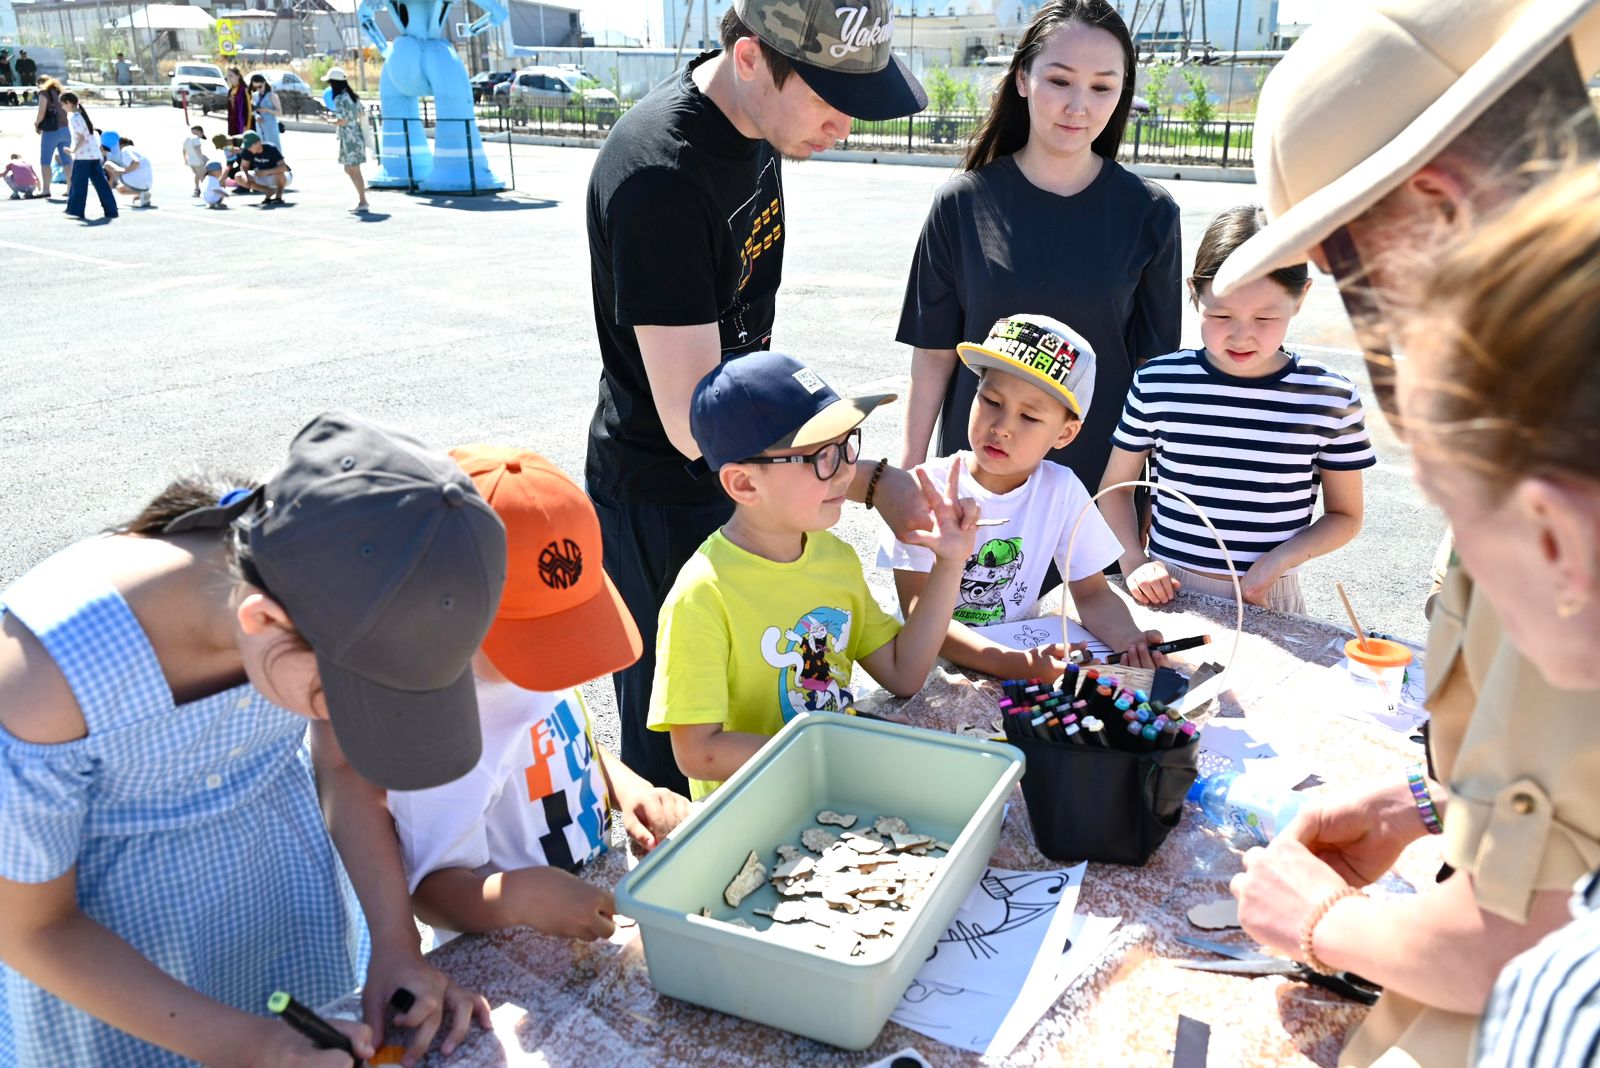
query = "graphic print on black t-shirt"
xmin=727 ymin=157 xmax=783 ymax=349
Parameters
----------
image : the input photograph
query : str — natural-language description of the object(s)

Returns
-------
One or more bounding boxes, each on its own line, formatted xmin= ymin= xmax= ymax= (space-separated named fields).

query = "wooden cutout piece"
xmin=1187 ymin=898 xmax=1241 ymax=930
xmin=817 ymin=810 xmax=859 ymax=828
xmin=723 ymin=850 xmax=767 ymax=908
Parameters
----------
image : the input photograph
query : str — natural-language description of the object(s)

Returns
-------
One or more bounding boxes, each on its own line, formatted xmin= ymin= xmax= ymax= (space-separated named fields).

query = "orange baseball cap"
xmin=449 ymin=445 xmax=641 ymax=691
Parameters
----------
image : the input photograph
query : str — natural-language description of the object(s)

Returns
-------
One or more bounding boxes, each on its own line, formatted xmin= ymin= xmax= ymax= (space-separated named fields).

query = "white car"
xmin=505 ymin=66 xmax=618 ymax=113
xmin=170 ymin=61 xmax=227 ymax=109
xmin=253 ymin=69 xmax=326 ymax=117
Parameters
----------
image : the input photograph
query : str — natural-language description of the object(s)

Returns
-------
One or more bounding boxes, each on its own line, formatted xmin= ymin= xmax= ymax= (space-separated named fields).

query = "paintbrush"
xmin=1335 ymin=582 xmax=1375 ymax=654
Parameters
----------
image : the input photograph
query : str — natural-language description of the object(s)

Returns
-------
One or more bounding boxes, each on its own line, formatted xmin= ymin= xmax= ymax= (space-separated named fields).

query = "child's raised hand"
xmin=619 ymin=787 xmax=692 ymax=853
xmin=515 ymin=867 xmax=617 ymax=941
xmin=900 ymin=462 xmax=977 ymax=565
xmin=1125 ymin=558 xmax=1181 ymax=605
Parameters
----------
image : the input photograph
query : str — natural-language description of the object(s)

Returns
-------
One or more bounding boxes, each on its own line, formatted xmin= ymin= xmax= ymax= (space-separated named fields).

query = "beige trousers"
xmin=1161 ymin=560 xmax=1307 ymax=615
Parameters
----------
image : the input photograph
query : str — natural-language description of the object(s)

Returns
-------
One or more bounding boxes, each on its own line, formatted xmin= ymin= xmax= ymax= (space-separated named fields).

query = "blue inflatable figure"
xmin=357 ymin=0 xmax=505 ymax=192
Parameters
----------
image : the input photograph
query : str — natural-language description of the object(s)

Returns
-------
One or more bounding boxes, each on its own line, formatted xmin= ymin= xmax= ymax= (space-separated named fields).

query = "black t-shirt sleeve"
xmin=1124 ymin=189 xmax=1182 ymax=366
xmin=896 ymin=180 xmax=964 ymax=349
xmin=606 ymin=169 xmax=722 ymax=328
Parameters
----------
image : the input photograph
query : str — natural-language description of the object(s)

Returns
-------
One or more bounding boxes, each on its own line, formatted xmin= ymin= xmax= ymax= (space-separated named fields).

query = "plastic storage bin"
xmin=614 ymin=714 xmax=1025 ymax=1050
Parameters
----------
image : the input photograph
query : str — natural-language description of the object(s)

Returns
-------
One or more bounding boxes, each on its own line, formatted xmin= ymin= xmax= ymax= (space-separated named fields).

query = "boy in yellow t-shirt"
xmin=648 ymin=352 xmax=978 ymax=799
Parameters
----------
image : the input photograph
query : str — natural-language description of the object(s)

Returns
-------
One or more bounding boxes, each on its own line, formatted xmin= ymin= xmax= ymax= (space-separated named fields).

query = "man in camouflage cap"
xmin=584 ymin=0 xmax=927 ymax=793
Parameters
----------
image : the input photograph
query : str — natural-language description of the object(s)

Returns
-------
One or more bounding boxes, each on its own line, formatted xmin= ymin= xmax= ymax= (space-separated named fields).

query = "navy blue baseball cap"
xmin=688 ymin=353 xmax=896 ymax=475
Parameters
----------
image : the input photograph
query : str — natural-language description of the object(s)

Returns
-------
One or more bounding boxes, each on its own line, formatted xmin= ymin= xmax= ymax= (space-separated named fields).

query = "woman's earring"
xmin=1556 ymin=590 xmax=1588 ymax=619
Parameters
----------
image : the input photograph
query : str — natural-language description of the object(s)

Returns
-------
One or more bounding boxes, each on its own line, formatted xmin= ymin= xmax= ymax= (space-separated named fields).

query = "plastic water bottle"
xmin=1187 ymin=771 xmax=1306 ymax=846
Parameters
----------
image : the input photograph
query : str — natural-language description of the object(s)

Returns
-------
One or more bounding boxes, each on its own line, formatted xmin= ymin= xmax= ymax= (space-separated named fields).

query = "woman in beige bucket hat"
xmin=1217 ymin=2 xmax=1600 ymax=1066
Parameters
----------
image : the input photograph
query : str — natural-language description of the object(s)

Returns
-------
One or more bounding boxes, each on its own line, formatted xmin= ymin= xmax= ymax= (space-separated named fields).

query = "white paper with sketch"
xmin=890 ymin=865 xmax=1118 ymax=1055
xmin=972 ymin=614 xmax=1113 ymax=662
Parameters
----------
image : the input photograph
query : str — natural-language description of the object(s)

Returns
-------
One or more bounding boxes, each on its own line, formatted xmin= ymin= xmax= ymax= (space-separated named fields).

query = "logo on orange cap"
xmin=448 ymin=445 xmax=642 ymax=692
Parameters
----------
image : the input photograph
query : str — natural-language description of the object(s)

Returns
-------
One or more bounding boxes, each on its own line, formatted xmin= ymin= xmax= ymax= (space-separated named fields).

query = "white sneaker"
xmin=138 ymin=191 xmax=150 ymax=208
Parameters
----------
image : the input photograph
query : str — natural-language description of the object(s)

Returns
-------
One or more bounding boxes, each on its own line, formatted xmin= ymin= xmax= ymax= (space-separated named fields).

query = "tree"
xmin=1143 ymin=58 xmax=1175 ymax=118
xmin=1181 ymin=67 xmax=1216 ymax=131
xmin=923 ymin=65 xmax=962 ymax=112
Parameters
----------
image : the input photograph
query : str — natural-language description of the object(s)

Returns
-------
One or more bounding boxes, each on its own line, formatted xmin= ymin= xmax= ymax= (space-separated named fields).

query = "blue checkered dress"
xmin=0 ymin=544 xmax=367 ymax=1066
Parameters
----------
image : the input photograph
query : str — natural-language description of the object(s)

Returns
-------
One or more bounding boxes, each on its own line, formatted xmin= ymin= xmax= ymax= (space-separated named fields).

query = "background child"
xmin=3 ymin=153 xmax=38 ymax=199
xmin=199 ymin=160 xmax=226 ymax=208
xmin=389 ymin=446 xmax=690 ymax=946
xmin=103 ymin=134 xmax=151 ymax=207
xmin=1100 ymin=205 xmax=1376 ymax=613
xmin=649 ymin=353 xmax=977 ymax=799
xmin=212 ymin=133 xmax=240 ymax=186
xmin=181 ymin=124 xmax=207 ymax=196
xmin=881 ymin=314 xmax=1166 ymax=675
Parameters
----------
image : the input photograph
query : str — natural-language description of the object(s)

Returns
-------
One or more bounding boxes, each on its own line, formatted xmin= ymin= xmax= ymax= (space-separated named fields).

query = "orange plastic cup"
xmin=1345 ymin=638 xmax=1412 ymax=709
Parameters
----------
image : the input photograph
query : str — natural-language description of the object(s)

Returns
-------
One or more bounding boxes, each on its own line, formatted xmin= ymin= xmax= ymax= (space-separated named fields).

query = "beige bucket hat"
xmin=1214 ymin=0 xmax=1600 ymax=296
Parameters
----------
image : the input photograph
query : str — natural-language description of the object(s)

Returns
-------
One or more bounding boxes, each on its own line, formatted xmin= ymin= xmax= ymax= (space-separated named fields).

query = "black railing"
xmin=452 ymin=101 xmax=1256 ymax=168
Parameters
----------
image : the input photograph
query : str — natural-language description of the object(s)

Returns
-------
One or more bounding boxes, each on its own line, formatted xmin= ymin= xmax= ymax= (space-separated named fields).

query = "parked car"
xmin=504 ymin=66 xmax=619 ymax=121
xmin=471 ymin=70 xmax=513 ymax=102
xmin=170 ymin=62 xmax=227 ymax=110
xmin=255 ymin=68 xmax=328 ymax=117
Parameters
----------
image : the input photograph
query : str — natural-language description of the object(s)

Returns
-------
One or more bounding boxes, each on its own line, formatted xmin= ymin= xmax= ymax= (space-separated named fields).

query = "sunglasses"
xmin=738 ymin=427 xmax=861 ymax=481
xmin=1319 ymin=226 xmax=1401 ymax=424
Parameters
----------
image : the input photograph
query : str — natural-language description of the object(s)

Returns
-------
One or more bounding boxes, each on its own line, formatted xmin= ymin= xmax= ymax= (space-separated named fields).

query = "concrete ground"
xmin=0 ymin=104 xmax=1444 ymax=750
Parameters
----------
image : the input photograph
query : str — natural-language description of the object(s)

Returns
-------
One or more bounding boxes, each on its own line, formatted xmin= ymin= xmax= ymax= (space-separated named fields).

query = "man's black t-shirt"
xmin=585 ymin=52 xmax=784 ymax=507
xmin=246 ymin=144 xmax=286 ymax=170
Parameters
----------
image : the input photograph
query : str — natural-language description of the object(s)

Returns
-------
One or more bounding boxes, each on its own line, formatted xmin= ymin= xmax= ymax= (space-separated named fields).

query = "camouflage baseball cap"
xmin=734 ymin=0 xmax=928 ymax=120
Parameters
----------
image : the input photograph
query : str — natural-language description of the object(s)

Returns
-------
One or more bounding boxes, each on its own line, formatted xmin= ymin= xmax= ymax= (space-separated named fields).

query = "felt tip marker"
xmin=1082 ymin=716 xmax=1109 ymax=747
xmin=1103 ymin=635 xmax=1213 ymax=664
xmin=267 ymin=992 xmax=356 ymax=1064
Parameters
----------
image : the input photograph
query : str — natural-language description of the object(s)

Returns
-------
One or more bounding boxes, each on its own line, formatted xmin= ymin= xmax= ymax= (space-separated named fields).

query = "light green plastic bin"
xmin=614 ymin=714 xmax=1025 ymax=1050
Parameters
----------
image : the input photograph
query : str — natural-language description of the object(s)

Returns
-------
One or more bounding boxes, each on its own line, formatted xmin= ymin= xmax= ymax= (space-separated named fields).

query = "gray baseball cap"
xmin=168 ymin=411 xmax=507 ymax=790
xmin=734 ymin=0 xmax=927 ymax=120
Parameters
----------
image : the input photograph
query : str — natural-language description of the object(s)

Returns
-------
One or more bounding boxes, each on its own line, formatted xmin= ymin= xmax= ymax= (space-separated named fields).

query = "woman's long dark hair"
xmin=962 ymin=0 xmax=1136 ymax=172
xmin=114 ymin=473 xmax=259 ymax=535
xmin=60 ymin=92 xmax=95 ymax=134
xmin=329 ymin=78 xmax=358 ymax=103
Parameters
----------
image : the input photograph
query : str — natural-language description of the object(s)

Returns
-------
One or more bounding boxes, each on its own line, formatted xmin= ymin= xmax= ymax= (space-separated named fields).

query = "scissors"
xmin=1175 ymin=936 xmax=1381 ymax=1005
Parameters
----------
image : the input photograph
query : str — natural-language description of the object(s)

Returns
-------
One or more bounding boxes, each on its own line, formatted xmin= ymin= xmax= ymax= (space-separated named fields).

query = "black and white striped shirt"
xmin=1111 ymin=349 xmax=1376 ymax=574
xmin=1477 ymin=869 xmax=1600 ymax=1067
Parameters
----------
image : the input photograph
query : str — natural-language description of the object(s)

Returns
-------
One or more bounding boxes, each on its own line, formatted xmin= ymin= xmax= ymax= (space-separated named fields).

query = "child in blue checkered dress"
xmin=0 ymin=413 xmax=501 ymax=1066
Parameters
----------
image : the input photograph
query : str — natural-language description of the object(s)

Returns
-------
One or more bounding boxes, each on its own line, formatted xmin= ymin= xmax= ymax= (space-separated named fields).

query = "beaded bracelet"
xmin=1300 ymin=885 xmax=1364 ymax=975
xmin=1407 ymin=763 xmax=1445 ymax=835
xmin=863 ymin=457 xmax=889 ymax=511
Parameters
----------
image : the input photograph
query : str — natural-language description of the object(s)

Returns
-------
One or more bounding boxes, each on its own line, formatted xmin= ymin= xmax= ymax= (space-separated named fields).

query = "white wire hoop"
xmin=1062 ymin=479 xmax=1244 ymax=705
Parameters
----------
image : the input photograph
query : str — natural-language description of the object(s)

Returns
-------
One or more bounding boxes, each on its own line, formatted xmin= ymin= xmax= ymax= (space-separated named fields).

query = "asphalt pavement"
xmin=0 ymin=104 xmax=1444 ymax=751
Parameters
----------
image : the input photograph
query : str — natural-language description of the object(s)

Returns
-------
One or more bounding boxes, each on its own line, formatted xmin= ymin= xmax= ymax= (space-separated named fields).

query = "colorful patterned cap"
xmin=957 ymin=314 xmax=1098 ymax=420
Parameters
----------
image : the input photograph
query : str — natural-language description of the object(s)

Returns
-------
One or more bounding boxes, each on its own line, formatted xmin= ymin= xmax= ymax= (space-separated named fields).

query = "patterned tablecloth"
xmin=326 ymin=589 xmax=1441 ymax=1067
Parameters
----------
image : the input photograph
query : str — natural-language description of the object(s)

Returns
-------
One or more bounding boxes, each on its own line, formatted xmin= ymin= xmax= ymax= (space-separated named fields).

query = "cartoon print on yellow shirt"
xmin=760 ymin=606 xmax=854 ymax=720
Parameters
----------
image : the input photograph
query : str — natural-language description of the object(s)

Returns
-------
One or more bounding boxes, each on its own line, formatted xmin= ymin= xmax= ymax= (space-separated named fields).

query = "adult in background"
xmin=239 ymin=131 xmax=291 ymax=205
xmin=897 ymin=0 xmax=1180 ymax=496
xmin=225 ymin=67 xmax=252 ymax=137
xmin=33 ymin=77 xmax=70 ymax=199
xmin=325 ymin=68 xmax=369 ymax=213
xmin=586 ymin=0 xmax=930 ymax=794
xmin=250 ymin=73 xmax=283 ymax=149
xmin=16 ymin=51 xmax=36 ymax=93
xmin=0 ymin=50 xmax=17 ymax=108
xmin=1213 ymin=2 xmax=1600 ymax=1065
xmin=113 ymin=52 xmax=132 ymax=107
xmin=61 ymin=93 xmax=117 ymax=222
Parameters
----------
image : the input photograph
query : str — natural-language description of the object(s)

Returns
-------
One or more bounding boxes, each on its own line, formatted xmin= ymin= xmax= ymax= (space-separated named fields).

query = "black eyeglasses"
xmin=1320 ymin=225 xmax=1401 ymax=425
xmin=738 ymin=427 xmax=861 ymax=481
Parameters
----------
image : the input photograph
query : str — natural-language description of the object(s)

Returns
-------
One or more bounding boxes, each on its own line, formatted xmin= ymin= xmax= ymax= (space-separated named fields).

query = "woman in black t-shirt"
xmin=897 ymin=0 xmax=1181 ymax=495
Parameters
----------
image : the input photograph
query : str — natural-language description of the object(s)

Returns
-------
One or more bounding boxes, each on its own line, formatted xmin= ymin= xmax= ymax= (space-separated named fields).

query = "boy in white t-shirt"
xmin=880 ymin=314 xmax=1165 ymax=677
xmin=199 ymin=161 xmax=227 ymax=208
xmin=181 ymin=125 xmax=207 ymax=196
xmin=387 ymin=445 xmax=690 ymax=945
xmin=103 ymin=135 xmax=152 ymax=207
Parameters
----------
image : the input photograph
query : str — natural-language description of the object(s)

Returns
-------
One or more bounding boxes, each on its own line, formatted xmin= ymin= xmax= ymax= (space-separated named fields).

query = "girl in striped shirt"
xmin=1099 ymin=205 xmax=1375 ymax=613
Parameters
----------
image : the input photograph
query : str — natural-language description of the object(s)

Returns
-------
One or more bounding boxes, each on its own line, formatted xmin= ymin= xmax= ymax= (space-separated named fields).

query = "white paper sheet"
xmin=972 ymin=615 xmax=1113 ymax=662
xmin=889 ymin=865 xmax=1119 ymax=1056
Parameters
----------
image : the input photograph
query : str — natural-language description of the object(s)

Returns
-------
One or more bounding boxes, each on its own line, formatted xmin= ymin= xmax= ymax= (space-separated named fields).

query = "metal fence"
xmin=386 ymin=102 xmax=1259 ymax=171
